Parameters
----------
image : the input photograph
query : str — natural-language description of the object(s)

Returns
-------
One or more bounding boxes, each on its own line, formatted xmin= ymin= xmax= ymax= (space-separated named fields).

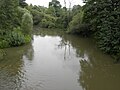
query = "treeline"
xmin=0 ymin=0 xmax=120 ymax=59
xmin=82 ymin=0 xmax=120 ymax=59
xmin=0 ymin=0 xmax=33 ymax=48
xmin=26 ymin=0 xmax=70 ymax=29
xmin=68 ymin=0 xmax=120 ymax=59
xmin=28 ymin=0 xmax=120 ymax=59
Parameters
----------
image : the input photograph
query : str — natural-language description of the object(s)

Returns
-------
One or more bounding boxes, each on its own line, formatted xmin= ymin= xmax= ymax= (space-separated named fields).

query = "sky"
xmin=26 ymin=0 xmax=84 ymax=8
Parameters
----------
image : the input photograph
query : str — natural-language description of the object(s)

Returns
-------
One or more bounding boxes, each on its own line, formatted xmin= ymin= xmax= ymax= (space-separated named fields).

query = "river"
xmin=0 ymin=28 xmax=120 ymax=90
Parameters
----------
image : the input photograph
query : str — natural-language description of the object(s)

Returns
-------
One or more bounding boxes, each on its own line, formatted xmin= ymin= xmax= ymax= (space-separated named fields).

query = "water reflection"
xmin=79 ymin=56 xmax=120 ymax=90
xmin=34 ymin=28 xmax=120 ymax=90
xmin=59 ymin=33 xmax=120 ymax=90
xmin=0 ymin=43 xmax=33 ymax=90
xmin=1 ymin=27 xmax=120 ymax=90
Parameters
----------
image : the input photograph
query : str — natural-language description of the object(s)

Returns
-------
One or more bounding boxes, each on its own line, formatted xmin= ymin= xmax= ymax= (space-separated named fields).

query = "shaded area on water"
xmin=0 ymin=44 xmax=33 ymax=89
xmin=0 ymin=27 xmax=120 ymax=90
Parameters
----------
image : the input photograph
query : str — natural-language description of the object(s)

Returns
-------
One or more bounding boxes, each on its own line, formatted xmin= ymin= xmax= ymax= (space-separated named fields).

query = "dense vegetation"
xmin=26 ymin=0 xmax=71 ymax=29
xmin=0 ymin=0 xmax=120 ymax=59
xmin=0 ymin=0 xmax=33 ymax=48
xmin=29 ymin=0 xmax=120 ymax=59
xmin=82 ymin=0 xmax=120 ymax=59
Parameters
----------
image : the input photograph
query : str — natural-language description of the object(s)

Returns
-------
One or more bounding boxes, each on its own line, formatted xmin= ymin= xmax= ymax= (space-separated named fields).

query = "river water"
xmin=0 ymin=28 xmax=120 ymax=90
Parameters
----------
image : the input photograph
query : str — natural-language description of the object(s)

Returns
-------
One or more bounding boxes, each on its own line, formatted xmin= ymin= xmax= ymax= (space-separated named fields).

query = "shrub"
xmin=32 ymin=10 xmax=44 ymax=25
xmin=7 ymin=29 xmax=25 ymax=47
xmin=40 ymin=19 xmax=49 ymax=28
xmin=24 ymin=35 xmax=32 ymax=43
xmin=21 ymin=12 xmax=33 ymax=35
xmin=48 ymin=22 xmax=55 ymax=28
xmin=0 ymin=0 xmax=19 ymax=30
xmin=0 ymin=40 xmax=9 ymax=48
xmin=67 ymin=10 xmax=90 ymax=36
xmin=17 ymin=7 xmax=30 ymax=24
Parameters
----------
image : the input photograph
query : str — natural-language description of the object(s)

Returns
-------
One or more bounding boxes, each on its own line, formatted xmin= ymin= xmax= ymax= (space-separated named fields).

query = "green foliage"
xmin=19 ymin=0 xmax=28 ymax=7
xmin=72 ymin=5 xmax=82 ymax=16
xmin=21 ymin=12 xmax=33 ymax=35
xmin=27 ymin=1 xmax=70 ymax=29
xmin=67 ymin=10 xmax=90 ymax=36
xmin=17 ymin=7 xmax=30 ymax=25
xmin=40 ymin=19 xmax=48 ymax=28
xmin=32 ymin=9 xmax=44 ymax=25
xmin=39 ymin=13 xmax=56 ymax=28
xmin=0 ymin=0 xmax=33 ymax=48
xmin=24 ymin=35 xmax=31 ymax=43
xmin=0 ymin=40 xmax=9 ymax=48
xmin=83 ymin=0 xmax=120 ymax=56
xmin=0 ymin=0 xmax=19 ymax=31
xmin=49 ymin=0 xmax=62 ymax=17
xmin=7 ymin=28 xmax=25 ymax=47
xmin=0 ymin=27 xmax=27 ymax=48
xmin=27 ymin=5 xmax=45 ymax=25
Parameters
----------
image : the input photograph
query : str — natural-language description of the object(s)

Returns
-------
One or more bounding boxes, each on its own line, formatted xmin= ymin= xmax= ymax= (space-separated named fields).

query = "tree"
xmin=49 ymin=0 xmax=62 ymax=17
xmin=19 ymin=0 xmax=28 ymax=7
xmin=21 ymin=12 xmax=33 ymax=35
xmin=72 ymin=5 xmax=82 ymax=16
xmin=83 ymin=0 xmax=120 ymax=56
xmin=0 ymin=0 xmax=19 ymax=32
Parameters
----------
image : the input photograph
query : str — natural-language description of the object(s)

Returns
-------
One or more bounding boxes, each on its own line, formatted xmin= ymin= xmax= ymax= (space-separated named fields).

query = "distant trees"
xmin=19 ymin=0 xmax=28 ymax=7
xmin=2 ymin=0 xmax=118 ymax=58
xmin=27 ymin=0 xmax=70 ymax=29
xmin=49 ymin=0 xmax=62 ymax=17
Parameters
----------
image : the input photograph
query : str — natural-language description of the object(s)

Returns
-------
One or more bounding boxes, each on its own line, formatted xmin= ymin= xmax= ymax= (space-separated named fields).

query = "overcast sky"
xmin=26 ymin=0 xmax=84 ymax=8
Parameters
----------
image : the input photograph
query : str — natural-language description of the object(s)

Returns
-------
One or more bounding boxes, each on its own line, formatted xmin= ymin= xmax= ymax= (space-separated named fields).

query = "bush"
xmin=67 ymin=10 xmax=90 ymax=36
xmin=40 ymin=18 xmax=56 ymax=29
xmin=21 ymin=12 xmax=33 ymax=35
xmin=0 ymin=27 xmax=32 ymax=48
xmin=32 ymin=10 xmax=44 ymax=25
xmin=0 ymin=40 xmax=9 ymax=48
xmin=24 ymin=35 xmax=32 ymax=43
xmin=40 ymin=19 xmax=49 ymax=28
xmin=17 ymin=7 xmax=30 ymax=24
xmin=67 ymin=24 xmax=90 ymax=36
xmin=7 ymin=28 xmax=25 ymax=47
xmin=0 ymin=0 xmax=19 ymax=30
xmin=48 ymin=22 xmax=55 ymax=28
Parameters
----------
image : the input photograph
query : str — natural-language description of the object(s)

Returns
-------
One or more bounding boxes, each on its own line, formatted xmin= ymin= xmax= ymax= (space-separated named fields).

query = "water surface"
xmin=0 ymin=28 xmax=120 ymax=90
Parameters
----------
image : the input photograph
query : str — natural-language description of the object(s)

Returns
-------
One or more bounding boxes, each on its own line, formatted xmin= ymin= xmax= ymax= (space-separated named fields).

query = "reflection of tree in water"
xmin=0 ymin=49 xmax=6 ymax=60
xmin=33 ymin=26 xmax=64 ymax=37
xmin=57 ymin=34 xmax=92 ymax=61
xmin=57 ymin=36 xmax=71 ymax=60
xmin=55 ymin=32 xmax=120 ymax=90
xmin=78 ymin=56 xmax=120 ymax=90
xmin=32 ymin=28 xmax=120 ymax=90
xmin=0 ymin=43 xmax=34 ymax=90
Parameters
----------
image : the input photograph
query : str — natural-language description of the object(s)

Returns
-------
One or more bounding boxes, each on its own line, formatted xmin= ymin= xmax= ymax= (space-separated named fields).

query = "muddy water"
xmin=0 ymin=29 xmax=120 ymax=90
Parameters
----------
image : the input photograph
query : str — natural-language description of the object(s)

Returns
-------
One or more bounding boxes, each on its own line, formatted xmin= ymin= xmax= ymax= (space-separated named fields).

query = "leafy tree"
xmin=83 ymin=0 xmax=120 ymax=56
xmin=19 ymin=0 xmax=28 ymax=7
xmin=49 ymin=0 xmax=62 ymax=17
xmin=72 ymin=5 xmax=82 ymax=16
xmin=21 ymin=12 xmax=33 ymax=35
xmin=67 ymin=10 xmax=89 ymax=36
xmin=0 ymin=0 xmax=19 ymax=32
xmin=0 ymin=0 xmax=33 ymax=48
